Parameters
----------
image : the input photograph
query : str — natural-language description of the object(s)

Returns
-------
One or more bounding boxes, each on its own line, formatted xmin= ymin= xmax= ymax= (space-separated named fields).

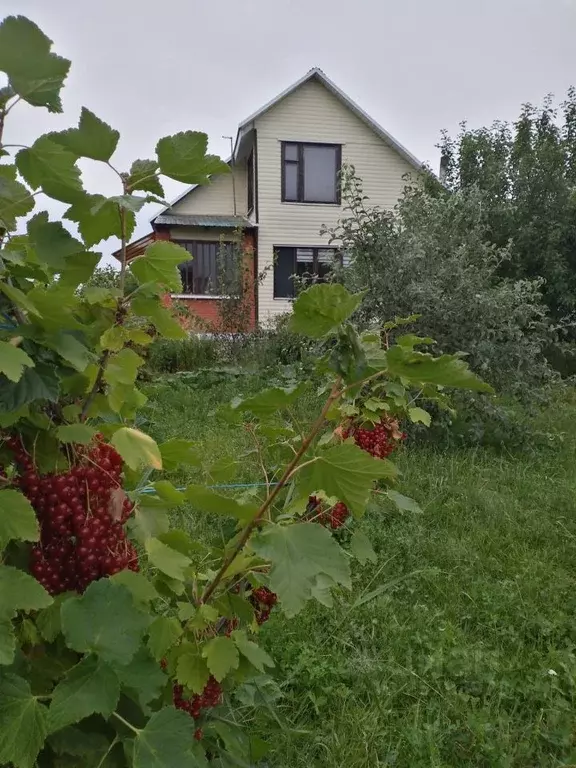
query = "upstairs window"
xmin=176 ymin=241 xmax=236 ymax=296
xmin=273 ymin=246 xmax=340 ymax=299
xmin=281 ymin=142 xmax=341 ymax=204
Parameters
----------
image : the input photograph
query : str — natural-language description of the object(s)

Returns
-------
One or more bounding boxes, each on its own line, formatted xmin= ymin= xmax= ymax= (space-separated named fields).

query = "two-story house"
xmin=123 ymin=68 xmax=422 ymax=329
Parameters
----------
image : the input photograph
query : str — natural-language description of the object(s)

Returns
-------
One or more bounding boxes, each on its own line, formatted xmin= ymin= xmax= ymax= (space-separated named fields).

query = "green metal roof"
xmin=153 ymin=214 xmax=254 ymax=228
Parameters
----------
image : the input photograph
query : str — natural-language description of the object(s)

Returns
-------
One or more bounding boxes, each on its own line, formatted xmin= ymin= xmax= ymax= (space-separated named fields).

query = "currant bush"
xmin=343 ymin=415 xmax=407 ymax=459
xmin=307 ymin=495 xmax=351 ymax=529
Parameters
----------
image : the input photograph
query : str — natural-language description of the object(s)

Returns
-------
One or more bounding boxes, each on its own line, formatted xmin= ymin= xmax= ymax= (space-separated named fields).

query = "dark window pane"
xmin=177 ymin=241 xmax=221 ymax=295
xmin=284 ymin=163 xmax=298 ymax=201
xmin=303 ymin=145 xmax=338 ymax=202
xmin=284 ymin=143 xmax=299 ymax=162
xmin=274 ymin=247 xmax=295 ymax=299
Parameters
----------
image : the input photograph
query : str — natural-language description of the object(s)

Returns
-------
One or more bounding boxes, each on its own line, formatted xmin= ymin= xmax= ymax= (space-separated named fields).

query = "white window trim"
xmin=170 ymin=294 xmax=229 ymax=300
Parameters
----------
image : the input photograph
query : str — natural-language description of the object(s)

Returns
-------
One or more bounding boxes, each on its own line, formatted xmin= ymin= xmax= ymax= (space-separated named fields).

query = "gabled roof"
xmin=235 ymin=67 xmax=422 ymax=171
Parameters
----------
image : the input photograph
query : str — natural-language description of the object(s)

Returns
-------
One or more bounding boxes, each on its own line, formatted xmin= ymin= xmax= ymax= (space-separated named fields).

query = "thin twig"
xmin=200 ymin=378 xmax=342 ymax=604
xmin=79 ymin=350 xmax=110 ymax=422
xmin=246 ymin=424 xmax=270 ymax=495
xmin=112 ymin=711 xmax=139 ymax=735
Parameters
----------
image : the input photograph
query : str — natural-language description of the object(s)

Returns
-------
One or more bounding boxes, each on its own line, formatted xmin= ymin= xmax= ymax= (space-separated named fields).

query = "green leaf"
xmin=16 ymin=137 xmax=83 ymax=204
xmin=213 ymin=593 xmax=254 ymax=625
xmin=205 ymin=456 xmax=239 ymax=483
xmin=108 ymin=194 xmax=148 ymax=213
xmin=152 ymin=481 xmax=186 ymax=505
xmin=113 ymin=648 xmax=166 ymax=708
xmin=47 ymin=654 xmax=120 ymax=734
xmin=55 ymin=423 xmax=96 ymax=444
xmin=386 ymin=489 xmax=423 ymax=514
xmin=111 ymin=427 xmax=162 ymax=471
xmin=0 ymin=673 xmax=48 ymax=768
xmin=0 ymin=176 xmax=34 ymax=229
xmin=49 ymin=332 xmax=95 ymax=372
xmin=159 ymin=439 xmax=201 ymax=471
xmin=36 ymin=593 xmax=72 ymax=642
xmin=130 ymin=241 xmax=189 ymax=292
xmin=111 ymin=570 xmax=159 ymax=604
xmin=0 ymin=618 xmax=15 ymax=666
xmin=47 ymin=726 xmax=112 ymax=762
xmin=128 ymin=159 xmax=164 ymax=196
xmin=185 ymin=486 xmax=257 ymax=522
xmin=350 ymin=530 xmax=377 ymax=564
xmin=251 ymin=523 xmax=351 ymax=618
xmin=0 ymin=16 xmax=70 ymax=112
xmin=61 ymin=579 xmax=150 ymax=665
xmin=49 ymin=107 xmax=119 ymax=162
xmin=58 ymin=250 xmax=101 ymax=289
xmin=0 ymin=280 xmax=40 ymax=316
xmin=0 ymin=363 xmax=60 ymax=412
xmin=397 ymin=333 xmax=435 ymax=348
xmin=298 ymin=443 xmax=397 ymax=517
xmin=145 ymin=538 xmax=191 ymax=580
xmin=386 ymin=346 xmax=493 ymax=393
xmin=408 ymin=406 xmax=431 ymax=426
xmin=289 ymin=284 xmax=364 ymax=338
xmin=0 ymin=565 xmax=52 ymax=614
xmin=176 ymin=648 xmax=210 ymax=694
xmin=147 ymin=616 xmax=183 ymax=661
xmin=202 ymin=636 xmax=239 ymax=682
xmin=0 ymin=490 xmax=39 ymax=546
xmin=0 ymin=343 xmax=33 ymax=383
xmin=27 ymin=211 xmax=84 ymax=270
xmin=132 ymin=707 xmax=201 ymax=768
xmin=131 ymin=504 xmax=170 ymax=543
xmin=132 ymin=296 xmax=188 ymax=340
xmin=231 ymin=630 xmax=274 ymax=673
xmin=231 ymin=382 xmax=308 ymax=417
xmin=64 ymin=192 xmax=135 ymax=247
xmin=156 ymin=131 xmax=229 ymax=184
xmin=104 ymin=348 xmax=145 ymax=387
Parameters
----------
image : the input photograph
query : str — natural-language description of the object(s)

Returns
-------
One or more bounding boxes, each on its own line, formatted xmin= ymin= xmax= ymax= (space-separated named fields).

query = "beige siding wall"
xmin=171 ymin=166 xmax=248 ymax=216
xmin=169 ymin=226 xmax=236 ymax=242
xmin=255 ymin=78 xmax=417 ymax=324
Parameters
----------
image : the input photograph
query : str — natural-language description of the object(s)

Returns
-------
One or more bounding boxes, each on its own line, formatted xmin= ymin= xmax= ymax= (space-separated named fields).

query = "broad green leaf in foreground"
xmin=231 ymin=382 xmax=308 ymax=417
xmin=156 ymin=130 xmax=229 ymax=184
xmin=251 ymin=523 xmax=351 ymax=617
xmin=55 ymin=423 xmax=96 ymax=445
xmin=103 ymin=348 xmax=145 ymax=387
xmin=132 ymin=707 xmax=201 ymax=768
xmin=0 ymin=16 xmax=70 ymax=112
xmin=350 ymin=530 xmax=377 ymax=564
xmin=298 ymin=443 xmax=397 ymax=517
xmin=111 ymin=570 xmax=160 ymax=604
xmin=0 ymin=674 xmax=48 ymax=768
xmin=64 ymin=192 xmax=135 ymax=247
xmin=61 ymin=579 xmax=150 ymax=665
xmin=185 ymin=486 xmax=258 ymax=522
xmin=0 ymin=176 xmax=35 ymax=230
xmin=111 ymin=427 xmax=162 ymax=471
xmin=49 ymin=332 xmax=96 ymax=372
xmin=47 ymin=654 xmax=120 ymax=734
xmin=49 ymin=107 xmax=119 ymax=162
xmin=386 ymin=489 xmax=423 ymax=514
xmin=289 ymin=283 xmax=364 ymax=338
xmin=0 ymin=617 xmax=15 ymax=666
xmin=0 ymin=490 xmax=39 ymax=546
xmin=231 ymin=631 xmax=274 ymax=673
xmin=176 ymin=647 xmax=210 ymax=694
xmin=147 ymin=616 xmax=183 ymax=661
xmin=145 ymin=538 xmax=191 ymax=581
xmin=0 ymin=565 xmax=52 ymax=614
xmin=386 ymin=346 xmax=493 ymax=393
xmin=127 ymin=159 xmax=164 ymax=196
xmin=202 ymin=636 xmax=239 ymax=682
xmin=408 ymin=406 xmax=431 ymax=426
xmin=131 ymin=296 xmax=188 ymax=340
xmin=0 ymin=364 xmax=60 ymax=413
xmin=159 ymin=439 xmax=202 ymax=471
xmin=113 ymin=648 xmax=167 ymax=708
xmin=16 ymin=137 xmax=83 ymax=204
xmin=130 ymin=241 xmax=189 ymax=292
xmin=27 ymin=212 xmax=84 ymax=270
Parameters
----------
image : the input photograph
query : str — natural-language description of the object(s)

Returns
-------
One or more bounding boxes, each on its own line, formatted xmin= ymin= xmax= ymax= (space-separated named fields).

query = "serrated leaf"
xmin=0 ymin=490 xmax=39 ymax=546
xmin=387 ymin=489 xmax=423 ymax=514
xmin=55 ymin=423 xmax=96 ymax=444
xmin=47 ymin=726 xmax=111 ymax=760
xmin=16 ymin=137 xmax=83 ymax=204
xmin=251 ymin=523 xmax=350 ymax=618
xmin=185 ymin=485 xmax=257 ymax=521
xmin=145 ymin=538 xmax=191 ymax=580
xmin=232 ymin=382 xmax=308 ymax=417
xmin=0 ymin=564 xmax=52 ymax=613
xmin=48 ymin=332 xmax=95 ymax=372
xmin=47 ymin=654 xmax=120 ymax=734
xmin=386 ymin=346 xmax=493 ymax=393
xmin=113 ymin=648 xmax=166 ymax=708
xmin=159 ymin=439 xmax=201 ymax=471
xmin=213 ymin=593 xmax=255 ymax=624
xmin=0 ymin=363 xmax=60 ymax=412
xmin=231 ymin=631 xmax=274 ymax=672
xmin=206 ymin=456 xmax=238 ymax=483
xmin=130 ymin=241 xmax=188 ymax=292
xmin=147 ymin=616 xmax=183 ymax=661
xmin=156 ymin=131 xmax=229 ymax=184
xmin=104 ymin=348 xmax=145 ymax=387
xmin=131 ymin=504 xmax=170 ymax=543
xmin=36 ymin=593 xmax=72 ymax=642
xmin=350 ymin=530 xmax=377 ymax=564
xmin=408 ymin=406 xmax=431 ymax=426
xmin=0 ymin=617 xmax=15 ymax=666
xmin=64 ymin=193 xmax=135 ymax=247
xmin=0 ymin=343 xmax=33 ymax=383
xmin=289 ymin=284 xmax=364 ymax=338
xmin=298 ymin=443 xmax=397 ymax=517
xmin=111 ymin=570 xmax=159 ymax=604
xmin=111 ymin=427 xmax=162 ymax=471
xmin=131 ymin=296 xmax=187 ymax=340
xmin=49 ymin=107 xmax=119 ymax=162
xmin=61 ymin=579 xmax=150 ymax=665
xmin=0 ymin=280 xmax=40 ymax=316
xmin=132 ymin=707 xmax=200 ymax=768
xmin=152 ymin=481 xmax=186 ymax=505
xmin=128 ymin=159 xmax=164 ymax=196
xmin=0 ymin=673 xmax=48 ymax=768
xmin=27 ymin=211 xmax=84 ymax=270
xmin=176 ymin=648 xmax=210 ymax=694
xmin=0 ymin=175 xmax=35 ymax=229
xmin=202 ymin=636 xmax=239 ymax=682
xmin=0 ymin=16 xmax=70 ymax=112
xmin=108 ymin=194 xmax=148 ymax=212
xmin=58 ymin=250 xmax=101 ymax=289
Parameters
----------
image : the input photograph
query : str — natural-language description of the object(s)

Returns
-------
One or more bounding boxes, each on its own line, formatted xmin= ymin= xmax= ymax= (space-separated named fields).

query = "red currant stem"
xmin=200 ymin=377 xmax=343 ymax=605
xmin=95 ymin=736 xmax=119 ymax=768
xmin=340 ymin=369 xmax=388 ymax=396
xmin=112 ymin=711 xmax=140 ymax=735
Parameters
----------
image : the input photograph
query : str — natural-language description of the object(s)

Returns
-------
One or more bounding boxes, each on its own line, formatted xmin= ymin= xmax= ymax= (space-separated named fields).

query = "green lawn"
xmin=142 ymin=375 xmax=576 ymax=768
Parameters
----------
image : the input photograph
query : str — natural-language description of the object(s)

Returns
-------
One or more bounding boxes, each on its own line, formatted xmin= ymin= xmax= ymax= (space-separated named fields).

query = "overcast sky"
xmin=3 ymin=0 xmax=575 ymax=264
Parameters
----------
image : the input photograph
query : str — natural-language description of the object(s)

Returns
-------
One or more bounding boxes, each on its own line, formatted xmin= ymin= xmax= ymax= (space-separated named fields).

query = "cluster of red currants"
xmin=4 ymin=434 xmax=138 ymax=595
xmin=343 ymin=416 xmax=406 ymax=459
xmin=173 ymin=676 xmax=222 ymax=736
xmin=307 ymin=496 xmax=350 ymax=530
xmin=249 ymin=586 xmax=278 ymax=625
